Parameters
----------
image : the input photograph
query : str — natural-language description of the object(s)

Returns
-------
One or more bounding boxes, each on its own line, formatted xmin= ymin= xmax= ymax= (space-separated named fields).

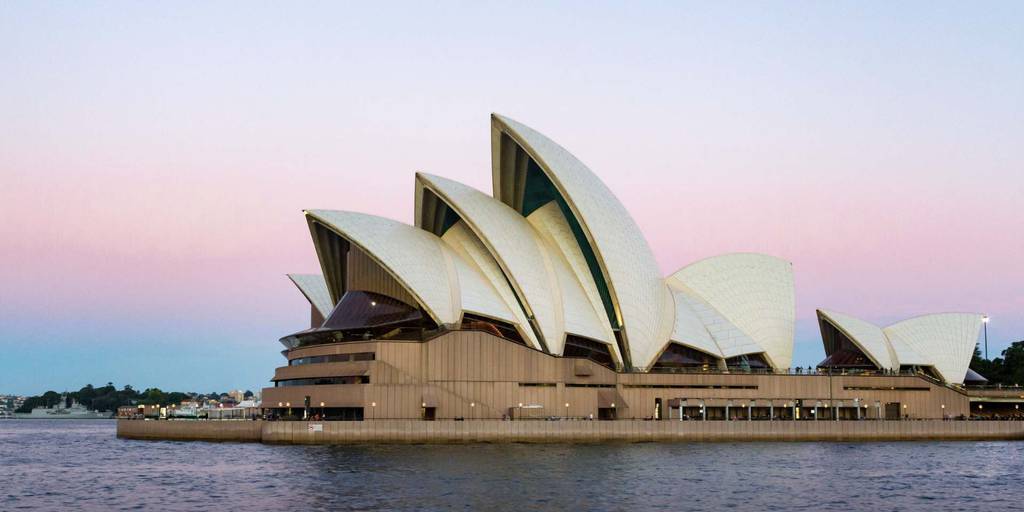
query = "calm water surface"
xmin=1 ymin=420 xmax=1021 ymax=511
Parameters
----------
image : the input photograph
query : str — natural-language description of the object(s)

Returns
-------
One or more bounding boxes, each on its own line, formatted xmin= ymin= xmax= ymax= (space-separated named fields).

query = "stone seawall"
xmin=117 ymin=419 xmax=262 ymax=442
xmin=117 ymin=419 xmax=1024 ymax=444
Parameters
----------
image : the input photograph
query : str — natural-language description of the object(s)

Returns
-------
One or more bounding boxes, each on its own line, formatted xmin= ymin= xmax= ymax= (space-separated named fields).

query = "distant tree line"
xmin=15 ymin=383 xmax=254 ymax=413
xmin=972 ymin=340 xmax=1024 ymax=386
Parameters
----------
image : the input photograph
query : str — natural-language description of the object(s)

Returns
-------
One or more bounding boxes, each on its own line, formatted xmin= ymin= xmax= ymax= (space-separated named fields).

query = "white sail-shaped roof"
xmin=305 ymin=210 xmax=515 ymax=327
xmin=526 ymin=202 xmax=619 ymax=357
xmin=817 ymin=309 xmax=893 ymax=369
xmin=887 ymin=335 xmax=930 ymax=367
xmin=440 ymin=221 xmax=538 ymax=348
xmin=815 ymin=308 xmax=983 ymax=383
xmin=668 ymin=253 xmax=795 ymax=369
xmin=671 ymin=284 xmax=762 ymax=359
xmin=537 ymin=225 xmax=618 ymax=354
xmin=416 ymin=173 xmax=564 ymax=352
xmin=668 ymin=288 xmax=723 ymax=358
xmin=286 ymin=274 xmax=334 ymax=319
xmin=447 ymin=245 xmax=519 ymax=325
xmin=491 ymin=114 xmax=674 ymax=368
xmin=526 ymin=202 xmax=610 ymax=337
xmin=883 ymin=313 xmax=984 ymax=384
xmin=417 ymin=173 xmax=617 ymax=355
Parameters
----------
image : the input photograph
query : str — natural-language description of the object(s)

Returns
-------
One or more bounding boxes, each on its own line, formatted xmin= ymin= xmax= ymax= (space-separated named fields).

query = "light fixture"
xmin=370 ymin=301 xmax=377 ymax=307
xmin=469 ymin=402 xmax=475 ymax=407
xmin=565 ymin=403 xmax=570 ymax=408
xmin=982 ymin=316 xmax=989 ymax=323
xmin=941 ymin=404 xmax=946 ymax=409
xmin=371 ymin=402 xmax=377 ymax=407
xmin=278 ymin=402 xmax=283 ymax=407
xmin=611 ymin=403 xmax=615 ymax=408
xmin=518 ymin=403 xmax=523 ymax=408
xmin=422 ymin=402 xmax=427 ymax=407
xmin=286 ymin=402 xmax=290 ymax=407
xmin=319 ymin=402 xmax=325 ymax=407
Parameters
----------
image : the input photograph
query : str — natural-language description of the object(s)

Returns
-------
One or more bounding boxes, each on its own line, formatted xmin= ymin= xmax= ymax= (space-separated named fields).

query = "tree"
xmin=139 ymin=388 xmax=168 ymax=406
xmin=1001 ymin=341 xmax=1024 ymax=386
xmin=971 ymin=340 xmax=1024 ymax=386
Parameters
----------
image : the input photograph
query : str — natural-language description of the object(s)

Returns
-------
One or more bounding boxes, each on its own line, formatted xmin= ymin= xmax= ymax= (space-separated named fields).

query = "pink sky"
xmin=1 ymin=3 xmax=1021 ymax=394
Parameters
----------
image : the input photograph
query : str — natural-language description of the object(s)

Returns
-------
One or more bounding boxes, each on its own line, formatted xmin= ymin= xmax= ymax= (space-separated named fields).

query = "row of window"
xmin=623 ymin=384 xmax=758 ymax=390
xmin=275 ymin=376 xmax=370 ymax=387
xmin=843 ymin=386 xmax=930 ymax=392
xmin=516 ymin=383 xmax=758 ymax=389
xmin=289 ymin=352 xmax=375 ymax=366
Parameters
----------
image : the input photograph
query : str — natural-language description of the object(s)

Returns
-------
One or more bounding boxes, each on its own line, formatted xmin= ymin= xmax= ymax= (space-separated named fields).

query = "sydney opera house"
xmin=261 ymin=114 xmax=991 ymax=422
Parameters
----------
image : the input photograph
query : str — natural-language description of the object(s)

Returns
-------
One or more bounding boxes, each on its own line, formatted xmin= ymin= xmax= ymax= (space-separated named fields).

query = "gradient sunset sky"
xmin=2 ymin=2 xmax=1021 ymax=395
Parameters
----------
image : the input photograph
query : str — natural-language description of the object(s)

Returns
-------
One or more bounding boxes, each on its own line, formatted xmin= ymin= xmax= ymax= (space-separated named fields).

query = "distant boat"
xmin=14 ymin=395 xmax=113 ymax=419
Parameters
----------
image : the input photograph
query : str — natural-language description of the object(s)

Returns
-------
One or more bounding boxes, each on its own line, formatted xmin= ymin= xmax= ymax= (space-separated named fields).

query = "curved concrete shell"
xmin=668 ymin=253 xmax=795 ymax=369
xmin=526 ymin=202 xmax=609 ymax=336
xmin=286 ymin=274 xmax=334 ymax=319
xmin=539 ymin=229 xmax=618 ymax=354
xmin=883 ymin=313 xmax=984 ymax=384
xmin=439 ymin=221 xmax=538 ymax=349
xmin=527 ymin=202 xmax=619 ymax=359
xmin=447 ymin=244 xmax=520 ymax=326
xmin=416 ymin=173 xmax=562 ymax=352
xmin=491 ymin=114 xmax=674 ymax=368
xmin=817 ymin=309 xmax=893 ymax=369
xmin=667 ymin=289 xmax=723 ymax=359
xmin=670 ymin=284 xmax=762 ymax=360
xmin=416 ymin=173 xmax=616 ymax=356
xmin=305 ymin=210 xmax=515 ymax=327
xmin=886 ymin=335 xmax=930 ymax=368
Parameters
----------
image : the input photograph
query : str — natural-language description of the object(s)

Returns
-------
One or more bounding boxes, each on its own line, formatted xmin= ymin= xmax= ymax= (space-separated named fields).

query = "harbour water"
xmin=2 ymin=420 xmax=1022 ymax=511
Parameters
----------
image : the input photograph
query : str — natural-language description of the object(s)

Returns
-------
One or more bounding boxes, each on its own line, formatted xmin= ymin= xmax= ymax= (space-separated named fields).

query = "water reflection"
xmin=1 ymin=421 xmax=1021 ymax=511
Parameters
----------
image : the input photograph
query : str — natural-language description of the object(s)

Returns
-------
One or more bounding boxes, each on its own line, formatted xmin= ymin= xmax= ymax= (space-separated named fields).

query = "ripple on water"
xmin=0 ymin=421 xmax=1022 ymax=511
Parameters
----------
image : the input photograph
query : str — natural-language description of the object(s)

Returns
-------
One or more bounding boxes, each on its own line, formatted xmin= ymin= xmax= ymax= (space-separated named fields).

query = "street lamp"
xmin=982 ymin=315 xmax=989 ymax=360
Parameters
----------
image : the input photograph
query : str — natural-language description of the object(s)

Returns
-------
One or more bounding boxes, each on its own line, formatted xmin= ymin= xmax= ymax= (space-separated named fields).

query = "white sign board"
xmin=308 ymin=423 xmax=323 ymax=432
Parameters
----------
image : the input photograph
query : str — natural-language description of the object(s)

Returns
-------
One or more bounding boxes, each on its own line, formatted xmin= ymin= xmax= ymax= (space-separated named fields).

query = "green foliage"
xmin=972 ymin=341 xmax=1024 ymax=386
xmin=14 ymin=383 xmax=223 ymax=413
